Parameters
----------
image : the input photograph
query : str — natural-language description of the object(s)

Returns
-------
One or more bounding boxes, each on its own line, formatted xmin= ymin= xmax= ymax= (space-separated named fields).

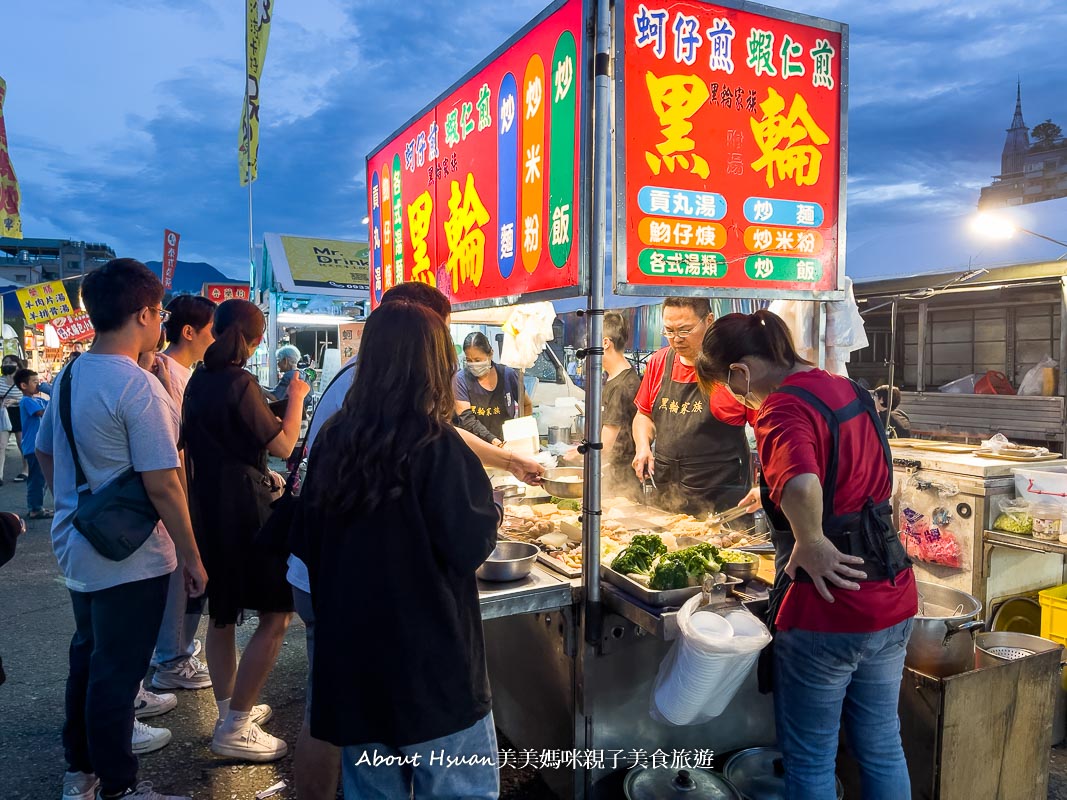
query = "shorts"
xmin=6 ymin=407 xmax=20 ymax=433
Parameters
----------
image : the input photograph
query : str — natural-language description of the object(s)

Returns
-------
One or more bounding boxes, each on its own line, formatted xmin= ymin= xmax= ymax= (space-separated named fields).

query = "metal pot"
xmin=723 ymin=748 xmax=843 ymax=800
xmin=975 ymin=631 xmax=1062 ymax=668
xmin=623 ymin=766 xmax=742 ymax=799
xmin=907 ymin=581 xmax=984 ymax=677
xmin=547 ymin=426 xmax=569 ymax=445
xmin=475 ymin=541 xmax=538 ymax=582
xmin=572 ymin=413 xmax=585 ymax=436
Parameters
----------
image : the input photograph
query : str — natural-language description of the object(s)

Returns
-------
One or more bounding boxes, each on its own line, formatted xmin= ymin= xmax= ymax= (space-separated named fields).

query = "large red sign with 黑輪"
xmin=366 ymin=0 xmax=589 ymax=310
xmin=617 ymin=1 xmax=846 ymax=298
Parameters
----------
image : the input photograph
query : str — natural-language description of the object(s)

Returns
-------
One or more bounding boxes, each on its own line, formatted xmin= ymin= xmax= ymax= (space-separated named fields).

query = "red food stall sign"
xmin=52 ymin=310 xmax=95 ymax=343
xmin=616 ymin=0 xmax=846 ymax=299
xmin=366 ymin=0 xmax=591 ymax=310
xmin=202 ymin=283 xmax=251 ymax=302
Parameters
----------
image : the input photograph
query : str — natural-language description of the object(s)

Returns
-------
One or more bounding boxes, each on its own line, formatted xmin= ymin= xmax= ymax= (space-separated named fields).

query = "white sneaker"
xmin=97 ymin=781 xmax=190 ymax=800
xmin=62 ymin=770 xmax=99 ymax=800
xmin=211 ymin=721 xmax=287 ymax=762
xmin=132 ymin=720 xmax=172 ymax=754
xmin=150 ymin=637 xmax=202 ymax=669
xmin=133 ymin=686 xmax=177 ymax=719
xmin=213 ymin=703 xmax=272 ymax=729
xmin=151 ymin=656 xmax=212 ymax=690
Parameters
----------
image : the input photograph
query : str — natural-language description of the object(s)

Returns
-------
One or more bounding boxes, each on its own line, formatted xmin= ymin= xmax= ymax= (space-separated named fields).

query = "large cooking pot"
xmin=723 ymin=748 xmax=843 ymax=800
xmin=907 ymin=581 xmax=984 ymax=677
xmin=623 ymin=766 xmax=742 ymax=799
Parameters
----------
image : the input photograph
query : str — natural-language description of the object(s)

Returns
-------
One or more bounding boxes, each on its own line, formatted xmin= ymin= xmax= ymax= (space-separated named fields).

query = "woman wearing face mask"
xmin=696 ymin=310 xmax=915 ymax=800
xmin=453 ymin=332 xmax=532 ymax=447
xmin=0 ymin=355 xmax=29 ymax=485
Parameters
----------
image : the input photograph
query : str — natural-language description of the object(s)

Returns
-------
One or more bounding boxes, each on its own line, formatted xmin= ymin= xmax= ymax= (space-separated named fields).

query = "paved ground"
xmin=1 ymin=440 xmax=1065 ymax=799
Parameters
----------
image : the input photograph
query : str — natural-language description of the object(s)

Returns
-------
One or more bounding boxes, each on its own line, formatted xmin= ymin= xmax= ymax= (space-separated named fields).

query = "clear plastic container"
xmin=1032 ymin=500 xmax=1063 ymax=541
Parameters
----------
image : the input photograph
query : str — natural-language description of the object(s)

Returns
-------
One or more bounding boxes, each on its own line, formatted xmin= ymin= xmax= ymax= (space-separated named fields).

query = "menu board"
xmin=616 ymin=0 xmax=846 ymax=299
xmin=366 ymin=0 xmax=590 ymax=310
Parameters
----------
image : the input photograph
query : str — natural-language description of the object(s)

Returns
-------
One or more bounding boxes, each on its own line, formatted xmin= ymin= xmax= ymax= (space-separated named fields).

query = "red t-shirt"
xmin=634 ymin=347 xmax=750 ymax=426
xmin=756 ymin=369 xmax=916 ymax=634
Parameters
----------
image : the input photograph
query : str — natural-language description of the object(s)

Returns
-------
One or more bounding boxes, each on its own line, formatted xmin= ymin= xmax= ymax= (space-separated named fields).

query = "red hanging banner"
xmin=162 ymin=229 xmax=181 ymax=290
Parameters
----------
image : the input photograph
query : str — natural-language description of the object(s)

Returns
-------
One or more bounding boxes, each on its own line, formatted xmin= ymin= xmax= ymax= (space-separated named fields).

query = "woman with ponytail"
xmin=697 ymin=309 xmax=916 ymax=800
xmin=182 ymin=300 xmax=309 ymax=762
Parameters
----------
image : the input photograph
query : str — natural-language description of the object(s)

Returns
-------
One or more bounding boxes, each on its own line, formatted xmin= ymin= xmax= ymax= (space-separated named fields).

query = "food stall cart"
xmin=255 ymin=233 xmax=369 ymax=387
xmin=363 ymin=0 xmax=871 ymax=796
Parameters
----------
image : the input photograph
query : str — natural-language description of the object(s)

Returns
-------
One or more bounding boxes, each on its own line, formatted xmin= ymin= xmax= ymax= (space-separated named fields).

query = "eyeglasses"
xmin=150 ymin=307 xmax=172 ymax=323
xmin=661 ymin=326 xmax=698 ymax=341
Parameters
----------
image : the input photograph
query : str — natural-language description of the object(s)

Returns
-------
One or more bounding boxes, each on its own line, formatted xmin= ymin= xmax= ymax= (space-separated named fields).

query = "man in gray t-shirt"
xmin=37 ymin=258 xmax=207 ymax=800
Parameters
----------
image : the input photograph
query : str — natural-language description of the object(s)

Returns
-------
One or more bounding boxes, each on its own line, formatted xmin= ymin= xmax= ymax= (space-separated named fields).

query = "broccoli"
xmin=630 ymin=533 xmax=667 ymax=558
xmin=552 ymin=498 xmax=581 ymax=511
xmin=649 ymin=555 xmax=690 ymax=590
xmin=611 ymin=546 xmax=655 ymax=576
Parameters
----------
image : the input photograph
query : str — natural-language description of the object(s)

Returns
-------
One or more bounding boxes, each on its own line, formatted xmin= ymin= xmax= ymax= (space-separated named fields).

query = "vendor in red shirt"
xmin=631 ymin=297 xmax=753 ymax=516
xmin=696 ymin=309 xmax=916 ymax=800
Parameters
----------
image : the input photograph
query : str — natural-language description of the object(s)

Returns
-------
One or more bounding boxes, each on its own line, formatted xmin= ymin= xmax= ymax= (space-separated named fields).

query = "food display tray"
xmin=598 ymin=564 xmax=741 ymax=608
xmin=973 ymin=449 xmax=1063 ymax=462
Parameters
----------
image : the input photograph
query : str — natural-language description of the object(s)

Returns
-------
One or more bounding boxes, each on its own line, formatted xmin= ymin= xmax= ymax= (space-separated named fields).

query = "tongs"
xmin=707 ymin=503 xmax=750 ymax=527
xmin=642 ymin=471 xmax=657 ymax=509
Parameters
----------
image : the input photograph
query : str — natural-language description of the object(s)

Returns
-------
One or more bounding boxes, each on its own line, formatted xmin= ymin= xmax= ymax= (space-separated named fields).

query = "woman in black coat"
xmin=296 ymin=300 xmax=501 ymax=799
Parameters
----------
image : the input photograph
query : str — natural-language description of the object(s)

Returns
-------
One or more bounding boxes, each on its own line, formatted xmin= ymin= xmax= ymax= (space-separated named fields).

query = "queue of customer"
xmin=21 ymin=259 xmax=916 ymax=800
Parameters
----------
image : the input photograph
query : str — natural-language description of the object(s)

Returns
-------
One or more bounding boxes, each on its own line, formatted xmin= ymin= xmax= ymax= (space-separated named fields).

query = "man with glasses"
xmin=632 ymin=297 xmax=752 ymax=516
xmin=37 ymin=258 xmax=207 ymax=800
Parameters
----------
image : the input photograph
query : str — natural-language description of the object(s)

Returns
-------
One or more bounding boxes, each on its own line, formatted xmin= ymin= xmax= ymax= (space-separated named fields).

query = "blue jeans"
xmin=25 ymin=453 xmax=44 ymax=511
xmin=64 ymin=575 xmax=169 ymax=796
xmin=341 ymin=712 xmax=499 ymax=800
xmin=152 ymin=552 xmax=202 ymax=667
xmin=774 ymin=618 xmax=914 ymax=800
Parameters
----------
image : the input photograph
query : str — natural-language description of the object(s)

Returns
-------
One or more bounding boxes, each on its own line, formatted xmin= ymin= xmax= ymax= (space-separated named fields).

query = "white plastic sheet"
xmin=768 ymin=277 xmax=868 ymax=377
xmin=499 ymin=302 xmax=556 ymax=369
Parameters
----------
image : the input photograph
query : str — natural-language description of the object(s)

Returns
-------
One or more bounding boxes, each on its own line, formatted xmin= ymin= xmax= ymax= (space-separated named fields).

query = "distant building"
xmin=0 ymin=237 xmax=115 ymax=285
xmin=979 ymin=84 xmax=1067 ymax=209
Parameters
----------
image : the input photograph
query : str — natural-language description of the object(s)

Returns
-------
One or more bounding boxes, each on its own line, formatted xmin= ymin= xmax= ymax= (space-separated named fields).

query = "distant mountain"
xmin=143 ymin=260 xmax=245 ymax=296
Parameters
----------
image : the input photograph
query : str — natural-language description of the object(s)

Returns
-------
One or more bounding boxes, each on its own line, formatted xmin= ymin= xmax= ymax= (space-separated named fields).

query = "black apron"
xmin=463 ymin=364 xmax=513 ymax=442
xmin=651 ymin=350 xmax=750 ymax=516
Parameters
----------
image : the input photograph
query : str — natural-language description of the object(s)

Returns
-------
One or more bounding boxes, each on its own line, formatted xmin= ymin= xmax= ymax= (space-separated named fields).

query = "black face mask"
xmin=1 ymin=365 xmax=15 ymax=376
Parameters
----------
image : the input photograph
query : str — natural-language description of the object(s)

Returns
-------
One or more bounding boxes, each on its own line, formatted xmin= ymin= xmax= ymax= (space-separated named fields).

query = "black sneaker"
xmin=12 ymin=473 xmax=27 ymax=482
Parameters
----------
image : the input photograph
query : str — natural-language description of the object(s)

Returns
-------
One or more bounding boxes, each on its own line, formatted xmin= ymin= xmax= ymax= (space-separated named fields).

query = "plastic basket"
xmin=1039 ymin=583 xmax=1067 ymax=646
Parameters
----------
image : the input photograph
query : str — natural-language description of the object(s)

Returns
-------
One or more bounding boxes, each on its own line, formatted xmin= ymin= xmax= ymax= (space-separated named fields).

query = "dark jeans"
xmin=64 ymin=574 xmax=169 ymax=795
xmin=25 ymin=453 xmax=44 ymax=511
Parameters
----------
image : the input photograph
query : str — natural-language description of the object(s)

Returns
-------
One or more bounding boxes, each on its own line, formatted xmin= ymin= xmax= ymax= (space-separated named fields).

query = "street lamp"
xmin=970 ymin=212 xmax=1067 ymax=252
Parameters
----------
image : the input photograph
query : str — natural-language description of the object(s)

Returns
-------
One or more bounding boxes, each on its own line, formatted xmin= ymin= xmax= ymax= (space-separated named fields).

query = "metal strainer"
xmin=984 ymin=645 xmax=1035 ymax=660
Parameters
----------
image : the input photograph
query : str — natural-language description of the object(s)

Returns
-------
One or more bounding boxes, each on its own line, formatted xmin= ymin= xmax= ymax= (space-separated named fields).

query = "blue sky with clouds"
xmin=2 ymin=0 xmax=1065 ymax=281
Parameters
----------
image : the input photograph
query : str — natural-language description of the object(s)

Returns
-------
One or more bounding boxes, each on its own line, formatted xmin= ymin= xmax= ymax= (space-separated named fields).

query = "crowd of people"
xmin=1 ymin=254 xmax=916 ymax=800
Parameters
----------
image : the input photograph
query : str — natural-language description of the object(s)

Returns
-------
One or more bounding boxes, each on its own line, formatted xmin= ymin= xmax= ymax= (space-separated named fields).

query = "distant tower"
xmin=1001 ymin=81 xmax=1030 ymax=176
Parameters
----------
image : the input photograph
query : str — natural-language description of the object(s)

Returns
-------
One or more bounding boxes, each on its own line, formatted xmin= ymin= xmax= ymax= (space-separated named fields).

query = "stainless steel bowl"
xmin=476 ymin=541 xmax=539 ymax=582
xmin=975 ymin=631 xmax=1062 ymax=668
xmin=720 ymin=556 xmax=759 ymax=582
xmin=541 ymin=467 xmax=584 ymax=499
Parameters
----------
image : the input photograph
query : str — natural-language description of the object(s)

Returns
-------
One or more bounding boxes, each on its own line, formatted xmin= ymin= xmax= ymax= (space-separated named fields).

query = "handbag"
xmin=59 ymin=364 xmax=161 ymax=561
xmin=0 ymin=385 xmax=15 ymax=433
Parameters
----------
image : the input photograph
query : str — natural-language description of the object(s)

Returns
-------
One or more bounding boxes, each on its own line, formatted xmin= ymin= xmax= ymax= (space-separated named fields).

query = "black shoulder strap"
xmin=774 ymin=385 xmax=839 ymax=520
xmin=849 ymin=379 xmax=894 ymax=478
xmin=0 ymin=383 xmax=16 ymax=403
xmin=58 ymin=363 xmax=89 ymax=492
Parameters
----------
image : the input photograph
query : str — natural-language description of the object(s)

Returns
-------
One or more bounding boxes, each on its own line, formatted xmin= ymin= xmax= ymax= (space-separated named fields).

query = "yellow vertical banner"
xmin=239 ymin=0 xmax=273 ymax=186
xmin=0 ymin=77 xmax=23 ymax=239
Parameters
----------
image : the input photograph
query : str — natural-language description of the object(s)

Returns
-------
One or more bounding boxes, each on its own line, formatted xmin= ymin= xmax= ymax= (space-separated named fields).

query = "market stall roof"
xmin=261 ymin=233 xmax=370 ymax=298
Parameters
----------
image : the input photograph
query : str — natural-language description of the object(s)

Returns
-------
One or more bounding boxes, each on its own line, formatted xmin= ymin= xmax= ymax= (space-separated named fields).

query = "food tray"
xmin=535 ymin=550 xmax=582 ymax=578
xmin=599 ymin=564 xmax=741 ymax=607
xmin=904 ymin=441 xmax=976 ymax=454
xmin=974 ymin=449 xmax=1063 ymax=462
xmin=888 ymin=438 xmax=936 ymax=448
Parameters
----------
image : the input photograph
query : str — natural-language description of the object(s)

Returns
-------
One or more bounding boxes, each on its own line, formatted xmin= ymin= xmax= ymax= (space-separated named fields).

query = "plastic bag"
xmin=982 ymin=433 xmax=1012 ymax=454
xmin=650 ymin=597 xmax=771 ymax=726
xmin=939 ymin=374 xmax=979 ymax=394
xmin=899 ymin=476 xmax=963 ymax=568
xmin=1018 ymin=356 xmax=1058 ymax=396
xmin=992 ymin=497 xmax=1032 ymax=535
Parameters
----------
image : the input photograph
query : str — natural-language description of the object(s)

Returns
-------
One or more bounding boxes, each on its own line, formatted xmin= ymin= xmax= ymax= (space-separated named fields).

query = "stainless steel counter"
xmin=477 ymin=563 xmax=578 ymax=620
